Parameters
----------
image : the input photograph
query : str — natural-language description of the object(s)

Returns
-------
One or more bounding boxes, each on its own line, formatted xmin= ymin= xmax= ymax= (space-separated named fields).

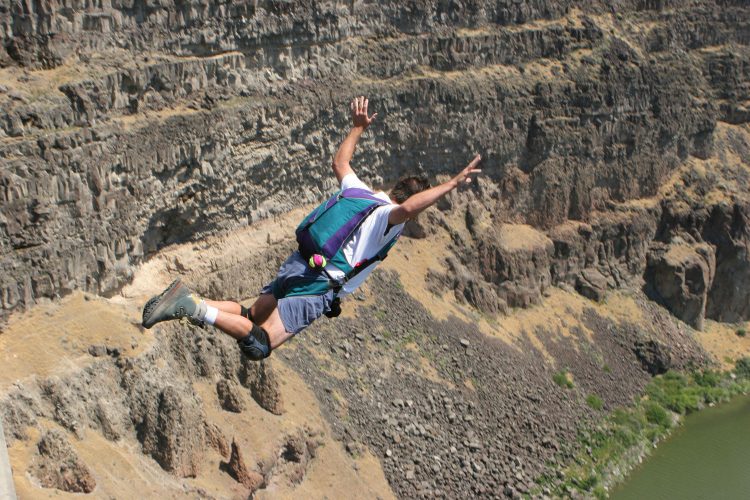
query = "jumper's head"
xmin=390 ymin=175 xmax=430 ymax=204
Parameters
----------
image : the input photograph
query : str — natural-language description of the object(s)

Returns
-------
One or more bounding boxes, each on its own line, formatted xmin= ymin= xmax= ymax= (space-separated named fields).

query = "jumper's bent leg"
xmin=212 ymin=308 xmax=291 ymax=349
xmin=206 ymin=294 xmax=276 ymax=323
xmin=204 ymin=300 xmax=242 ymax=315
xmin=212 ymin=312 xmax=254 ymax=341
xmin=249 ymin=293 xmax=277 ymax=325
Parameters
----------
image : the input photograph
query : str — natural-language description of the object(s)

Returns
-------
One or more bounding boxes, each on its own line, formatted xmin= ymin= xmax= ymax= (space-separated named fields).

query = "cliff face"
xmin=1 ymin=0 xmax=749 ymax=329
xmin=0 ymin=4 xmax=749 ymax=496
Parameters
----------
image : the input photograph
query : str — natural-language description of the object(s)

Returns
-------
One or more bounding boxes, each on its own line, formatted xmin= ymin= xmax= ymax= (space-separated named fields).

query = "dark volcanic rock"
xmin=634 ymin=339 xmax=672 ymax=376
xmin=644 ymin=239 xmax=716 ymax=330
xmin=476 ymin=224 xmax=554 ymax=308
xmin=1 ymin=0 xmax=748 ymax=325
xmin=657 ymin=198 xmax=750 ymax=323
xmin=576 ymin=268 xmax=609 ymax=302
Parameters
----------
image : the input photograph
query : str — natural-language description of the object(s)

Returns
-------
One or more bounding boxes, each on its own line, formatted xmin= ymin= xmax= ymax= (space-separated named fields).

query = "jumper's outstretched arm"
xmin=388 ymin=154 xmax=482 ymax=225
xmin=332 ymin=96 xmax=378 ymax=183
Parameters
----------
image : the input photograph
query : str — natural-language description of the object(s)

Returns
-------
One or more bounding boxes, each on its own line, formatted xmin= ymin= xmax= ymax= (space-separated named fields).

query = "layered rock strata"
xmin=1 ymin=0 xmax=749 ymax=331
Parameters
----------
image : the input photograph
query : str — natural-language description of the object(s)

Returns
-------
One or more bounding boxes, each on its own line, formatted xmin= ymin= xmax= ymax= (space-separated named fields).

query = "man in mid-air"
xmin=142 ymin=96 xmax=481 ymax=360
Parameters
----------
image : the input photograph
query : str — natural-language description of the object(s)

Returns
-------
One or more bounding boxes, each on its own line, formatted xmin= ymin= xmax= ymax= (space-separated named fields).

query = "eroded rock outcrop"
xmin=139 ymin=386 xmax=206 ymax=477
xmin=216 ymin=379 xmax=246 ymax=413
xmin=475 ymin=223 xmax=554 ymax=308
xmin=205 ymin=422 xmax=230 ymax=459
xmin=244 ymin=361 xmax=285 ymax=416
xmin=549 ymin=210 xmax=657 ymax=295
xmin=268 ymin=428 xmax=323 ymax=486
xmin=223 ymin=439 xmax=265 ymax=492
xmin=645 ymin=239 xmax=716 ymax=330
xmin=29 ymin=430 xmax=96 ymax=494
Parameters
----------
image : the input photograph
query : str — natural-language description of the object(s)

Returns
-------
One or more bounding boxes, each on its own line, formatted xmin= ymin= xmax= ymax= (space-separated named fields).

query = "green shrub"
xmin=646 ymin=371 xmax=701 ymax=414
xmin=586 ymin=394 xmax=604 ymax=411
xmin=577 ymin=474 xmax=598 ymax=491
xmin=602 ymin=364 xmax=612 ymax=373
xmin=553 ymin=370 xmax=574 ymax=389
xmin=737 ymin=328 xmax=747 ymax=337
xmin=736 ymin=358 xmax=750 ymax=379
xmin=643 ymin=401 xmax=671 ymax=429
xmin=694 ymin=370 xmax=721 ymax=388
xmin=612 ymin=408 xmax=646 ymax=433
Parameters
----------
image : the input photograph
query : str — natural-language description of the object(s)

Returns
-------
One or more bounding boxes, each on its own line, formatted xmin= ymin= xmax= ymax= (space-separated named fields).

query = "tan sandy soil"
xmin=0 ymin=292 xmax=148 ymax=393
xmin=699 ymin=320 xmax=750 ymax=370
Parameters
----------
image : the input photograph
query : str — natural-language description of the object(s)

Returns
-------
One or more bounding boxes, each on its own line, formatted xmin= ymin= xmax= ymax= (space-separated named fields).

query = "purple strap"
xmin=340 ymin=187 xmax=386 ymax=203
xmin=321 ymin=204 xmax=381 ymax=257
xmin=305 ymin=188 xmax=383 ymax=227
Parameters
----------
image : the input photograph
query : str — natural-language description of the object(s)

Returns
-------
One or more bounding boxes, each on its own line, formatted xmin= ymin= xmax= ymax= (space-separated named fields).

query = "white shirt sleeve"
xmin=335 ymin=175 xmax=405 ymax=296
xmin=340 ymin=173 xmax=371 ymax=191
xmin=340 ymin=173 xmax=401 ymax=248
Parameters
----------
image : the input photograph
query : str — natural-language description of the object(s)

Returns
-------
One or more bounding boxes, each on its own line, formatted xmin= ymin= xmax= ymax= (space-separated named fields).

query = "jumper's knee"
xmin=240 ymin=305 xmax=253 ymax=322
xmin=238 ymin=324 xmax=271 ymax=361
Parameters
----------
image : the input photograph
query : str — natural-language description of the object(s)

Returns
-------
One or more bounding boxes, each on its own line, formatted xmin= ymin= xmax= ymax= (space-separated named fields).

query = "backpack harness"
xmin=280 ymin=187 xmax=400 ymax=298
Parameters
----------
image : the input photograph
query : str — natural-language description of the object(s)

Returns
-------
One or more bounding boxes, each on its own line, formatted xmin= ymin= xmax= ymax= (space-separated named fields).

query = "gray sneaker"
xmin=142 ymin=279 xmax=201 ymax=329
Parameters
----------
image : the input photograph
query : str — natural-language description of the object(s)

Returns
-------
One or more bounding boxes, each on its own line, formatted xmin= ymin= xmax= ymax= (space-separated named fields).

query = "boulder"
xmin=644 ymin=240 xmax=715 ymax=330
xmin=575 ymin=268 xmax=609 ymax=302
xmin=634 ymin=339 xmax=672 ymax=375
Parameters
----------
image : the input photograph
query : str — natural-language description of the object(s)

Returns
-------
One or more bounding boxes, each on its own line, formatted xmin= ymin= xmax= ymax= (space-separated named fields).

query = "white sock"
xmin=204 ymin=305 xmax=219 ymax=326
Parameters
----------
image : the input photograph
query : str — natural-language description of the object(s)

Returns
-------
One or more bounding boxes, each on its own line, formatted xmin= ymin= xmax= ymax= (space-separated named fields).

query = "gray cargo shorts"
xmin=261 ymin=251 xmax=336 ymax=335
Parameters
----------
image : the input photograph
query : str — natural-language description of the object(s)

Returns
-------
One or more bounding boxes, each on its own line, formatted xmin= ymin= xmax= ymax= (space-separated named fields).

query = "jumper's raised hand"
xmin=351 ymin=96 xmax=377 ymax=129
xmin=452 ymin=154 xmax=482 ymax=186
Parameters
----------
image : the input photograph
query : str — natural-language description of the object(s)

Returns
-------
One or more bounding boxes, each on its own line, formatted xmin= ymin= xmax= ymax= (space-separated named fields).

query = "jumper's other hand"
xmin=351 ymin=96 xmax=377 ymax=129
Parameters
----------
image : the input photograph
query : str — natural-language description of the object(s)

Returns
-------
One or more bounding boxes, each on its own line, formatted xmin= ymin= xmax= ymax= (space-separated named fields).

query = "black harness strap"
xmin=324 ymin=240 xmax=395 ymax=295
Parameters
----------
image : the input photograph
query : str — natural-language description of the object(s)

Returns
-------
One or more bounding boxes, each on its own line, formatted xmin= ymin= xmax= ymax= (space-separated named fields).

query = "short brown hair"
xmin=390 ymin=175 xmax=430 ymax=204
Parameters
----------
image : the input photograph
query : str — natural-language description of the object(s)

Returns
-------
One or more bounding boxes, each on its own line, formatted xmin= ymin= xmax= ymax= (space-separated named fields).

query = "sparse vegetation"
xmin=737 ymin=327 xmax=747 ymax=337
xmin=736 ymin=357 xmax=750 ymax=379
xmin=396 ymin=329 xmax=419 ymax=350
xmin=586 ymin=394 xmax=604 ymax=411
xmin=553 ymin=370 xmax=574 ymax=389
xmin=543 ymin=368 xmax=750 ymax=498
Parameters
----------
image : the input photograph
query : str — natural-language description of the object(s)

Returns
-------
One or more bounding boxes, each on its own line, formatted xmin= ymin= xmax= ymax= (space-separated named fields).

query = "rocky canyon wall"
xmin=1 ymin=0 xmax=749 ymax=328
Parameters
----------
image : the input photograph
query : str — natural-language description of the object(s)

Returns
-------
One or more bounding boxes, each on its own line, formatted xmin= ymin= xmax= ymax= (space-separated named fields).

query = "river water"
xmin=611 ymin=395 xmax=750 ymax=500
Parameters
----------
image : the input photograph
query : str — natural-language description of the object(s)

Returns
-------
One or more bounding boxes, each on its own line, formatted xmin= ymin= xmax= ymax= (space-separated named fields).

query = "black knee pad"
xmin=240 ymin=305 xmax=253 ymax=322
xmin=238 ymin=324 xmax=271 ymax=361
